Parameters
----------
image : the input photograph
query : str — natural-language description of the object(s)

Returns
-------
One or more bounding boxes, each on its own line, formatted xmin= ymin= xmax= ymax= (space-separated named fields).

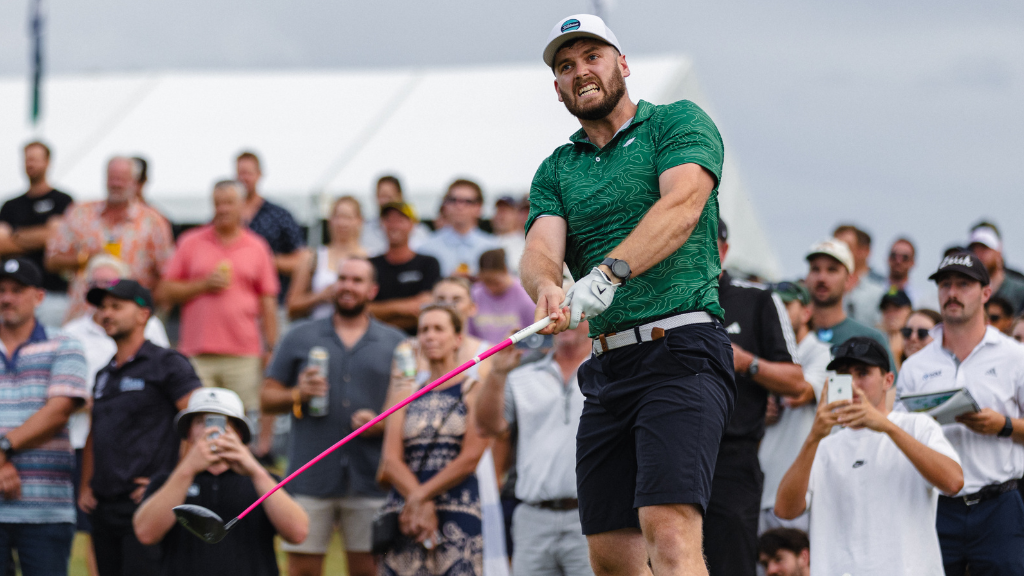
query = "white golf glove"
xmin=561 ymin=267 xmax=619 ymax=329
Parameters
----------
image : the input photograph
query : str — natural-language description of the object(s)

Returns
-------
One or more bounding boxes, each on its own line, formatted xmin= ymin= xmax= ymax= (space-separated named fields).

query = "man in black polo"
xmin=78 ymin=280 xmax=202 ymax=576
xmin=710 ymin=221 xmax=808 ymax=576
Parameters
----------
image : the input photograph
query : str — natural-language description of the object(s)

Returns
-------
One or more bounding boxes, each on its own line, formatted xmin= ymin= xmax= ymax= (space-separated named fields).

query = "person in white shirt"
xmin=758 ymin=281 xmax=831 ymax=534
xmin=475 ymin=318 xmax=594 ymax=576
xmin=775 ymin=336 xmax=964 ymax=576
xmin=897 ymin=251 xmax=1024 ymax=575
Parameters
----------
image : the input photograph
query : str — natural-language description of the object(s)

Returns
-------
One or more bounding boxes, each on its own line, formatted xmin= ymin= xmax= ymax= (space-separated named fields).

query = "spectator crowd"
xmin=0 ymin=140 xmax=1023 ymax=576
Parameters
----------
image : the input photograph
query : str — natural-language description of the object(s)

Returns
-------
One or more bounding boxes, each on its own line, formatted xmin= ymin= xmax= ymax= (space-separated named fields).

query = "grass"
xmin=67 ymin=531 xmax=350 ymax=576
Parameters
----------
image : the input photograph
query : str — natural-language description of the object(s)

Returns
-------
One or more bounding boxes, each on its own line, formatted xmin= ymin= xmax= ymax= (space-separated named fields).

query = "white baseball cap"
xmin=806 ymin=238 xmax=855 ymax=274
xmin=968 ymin=226 xmax=1002 ymax=252
xmin=543 ymin=14 xmax=623 ymax=68
xmin=174 ymin=387 xmax=253 ymax=443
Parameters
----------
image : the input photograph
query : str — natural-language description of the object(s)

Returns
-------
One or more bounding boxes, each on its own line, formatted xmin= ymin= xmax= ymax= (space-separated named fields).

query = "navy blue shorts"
xmin=575 ymin=321 xmax=735 ymax=535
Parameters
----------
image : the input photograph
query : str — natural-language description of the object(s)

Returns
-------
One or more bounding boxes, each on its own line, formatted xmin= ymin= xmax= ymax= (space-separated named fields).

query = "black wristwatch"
xmin=601 ymin=258 xmax=632 ymax=284
xmin=0 ymin=436 xmax=15 ymax=459
xmin=995 ymin=412 xmax=1011 ymax=434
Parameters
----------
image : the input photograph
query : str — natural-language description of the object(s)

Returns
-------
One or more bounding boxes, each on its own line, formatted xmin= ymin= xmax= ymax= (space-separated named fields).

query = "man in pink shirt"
xmin=156 ymin=180 xmax=279 ymax=413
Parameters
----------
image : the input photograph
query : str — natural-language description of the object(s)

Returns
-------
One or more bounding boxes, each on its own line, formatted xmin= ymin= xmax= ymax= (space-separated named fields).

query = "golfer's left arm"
xmin=600 ymin=163 xmax=715 ymax=279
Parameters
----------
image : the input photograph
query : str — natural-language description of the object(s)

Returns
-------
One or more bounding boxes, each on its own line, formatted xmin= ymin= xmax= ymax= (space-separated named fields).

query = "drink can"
xmin=308 ymin=347 xmax=330 ymax=417
xmin=394 ymin=342 xmax=417 ymax=378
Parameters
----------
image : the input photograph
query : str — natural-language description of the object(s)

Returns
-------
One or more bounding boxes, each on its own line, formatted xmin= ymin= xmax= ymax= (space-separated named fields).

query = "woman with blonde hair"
xmin=287 ymin=196 xmax=366 ymax=319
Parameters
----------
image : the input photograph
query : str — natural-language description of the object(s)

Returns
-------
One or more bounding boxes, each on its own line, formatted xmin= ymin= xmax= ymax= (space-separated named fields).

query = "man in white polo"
xmin=897 ymin=251 xmax=1024 ymax=575
xmin=475 ymin=319 xmax=594 ymax=576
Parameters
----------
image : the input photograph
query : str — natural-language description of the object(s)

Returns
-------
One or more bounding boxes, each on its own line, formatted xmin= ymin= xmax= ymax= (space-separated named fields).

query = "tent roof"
xmin=0 ymin=55 xmax=780 ymax=278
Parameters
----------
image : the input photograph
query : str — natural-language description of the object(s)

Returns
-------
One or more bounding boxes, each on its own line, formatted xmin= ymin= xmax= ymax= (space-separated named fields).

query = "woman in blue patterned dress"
xmin=378 ymin=305 xmax=487 ymax=576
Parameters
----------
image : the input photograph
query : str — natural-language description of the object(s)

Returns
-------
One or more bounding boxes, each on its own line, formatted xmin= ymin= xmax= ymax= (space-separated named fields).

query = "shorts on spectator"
xmin=189 ymin=354 xmax=262 ymax=412
xmin=281 ymin=495 xmax=386 ymax=554
xmin=575 ymin=321 xmax=735 ymax=535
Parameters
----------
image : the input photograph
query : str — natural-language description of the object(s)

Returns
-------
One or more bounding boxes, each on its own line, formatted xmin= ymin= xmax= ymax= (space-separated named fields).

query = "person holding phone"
xmin=79 ymin=280 xmax=202 ymax=576
xmin=133 ymin=388 xmax=308 ymax=576
xmin=774 ymin=336 xmax=964 ymax=576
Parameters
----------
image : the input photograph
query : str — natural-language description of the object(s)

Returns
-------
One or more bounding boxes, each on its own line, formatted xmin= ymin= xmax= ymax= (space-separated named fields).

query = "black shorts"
xmin=576 ymin=320 xmax=735 ymax=535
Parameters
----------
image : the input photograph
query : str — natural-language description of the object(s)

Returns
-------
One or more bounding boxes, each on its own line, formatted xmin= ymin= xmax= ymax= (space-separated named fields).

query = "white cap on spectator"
xmin=806 ymin=238 xmax=855 ymax=274
xmin=969 ymin=227 xmax=1002 ymax=252
xmin=175 ymin=388 xmax=253 ymax=443
xmin=543 ymin=14 xmax=623 ymax=68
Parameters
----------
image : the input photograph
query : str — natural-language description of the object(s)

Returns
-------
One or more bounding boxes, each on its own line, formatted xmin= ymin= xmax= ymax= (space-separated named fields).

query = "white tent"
xmin=0 ymin=55 xmax=780 ymax=278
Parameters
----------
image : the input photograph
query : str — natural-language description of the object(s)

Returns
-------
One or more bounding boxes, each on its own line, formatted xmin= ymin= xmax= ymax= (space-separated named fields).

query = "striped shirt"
xmin=0 ymin=321 xmax=88 ymax=524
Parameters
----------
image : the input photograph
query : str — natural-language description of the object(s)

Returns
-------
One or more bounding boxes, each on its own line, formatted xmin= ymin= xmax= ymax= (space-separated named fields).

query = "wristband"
xmin=998 ymin=416 xmax=1013 ymax=438
xmin=292 ymin=388 xmax=303 ymax=419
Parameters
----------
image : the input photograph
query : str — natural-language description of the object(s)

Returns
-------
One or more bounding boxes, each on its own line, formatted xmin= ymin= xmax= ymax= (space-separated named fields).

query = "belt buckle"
xmin=963 ymin=495 xmax=981 ymax=506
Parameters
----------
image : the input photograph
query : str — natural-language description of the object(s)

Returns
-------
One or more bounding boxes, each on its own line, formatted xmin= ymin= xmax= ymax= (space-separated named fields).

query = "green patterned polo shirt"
xmin=526 ymin=99 xmax=725 ymax=337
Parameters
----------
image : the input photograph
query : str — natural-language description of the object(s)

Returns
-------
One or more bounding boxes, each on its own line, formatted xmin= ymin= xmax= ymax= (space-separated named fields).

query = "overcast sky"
xmin=1 ymin=0 xmax=1023 ymax=288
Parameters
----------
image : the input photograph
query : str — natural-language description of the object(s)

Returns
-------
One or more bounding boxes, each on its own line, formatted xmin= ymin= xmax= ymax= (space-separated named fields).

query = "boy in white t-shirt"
xmin=775 ymin=337 xmax=964 ymax=576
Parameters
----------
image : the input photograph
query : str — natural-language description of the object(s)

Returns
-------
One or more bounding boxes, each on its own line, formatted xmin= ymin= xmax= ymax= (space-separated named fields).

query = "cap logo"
xmin=940 ymin=255 xmax=972 ymax=268
xmin=3 ymin=261 xmax=17 ymax=273
xmin=561 ymin=19 xmax=581 ymax=33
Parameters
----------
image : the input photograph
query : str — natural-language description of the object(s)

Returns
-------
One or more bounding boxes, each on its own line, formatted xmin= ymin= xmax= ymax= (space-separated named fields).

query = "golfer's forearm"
xmin=133 ymin=465 xmax=195 ymax=545
xmin=521 ymin=218 xmax=567 ymax=303
xmin=474 ymin=376 xmax=509 ymax=438
xmin=250 ymin=468 xmax=309 ymax=544
xmin=774 ymin=440 xmax=818 ymax=519
xmin=606 ymin=174 xmax=711 ymax=278
xmin=886 ymin=424 xmax=964 ymax=495
xmin=754 ymin=362 xmax=809 ymax=397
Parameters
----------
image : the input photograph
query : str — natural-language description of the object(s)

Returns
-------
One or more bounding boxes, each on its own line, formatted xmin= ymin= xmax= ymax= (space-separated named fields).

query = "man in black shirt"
xmin=78 ymin=280 xmax=202 ymax=576
xmin=134 ymin=387 xmax=308 ymax=576
xmin=368 ymin=202 xmax=441 ymax=334
xmin=0 ymin=141 xmax=74 ymax=327
xmin=705 ymin=221 xmax=809 ymax=576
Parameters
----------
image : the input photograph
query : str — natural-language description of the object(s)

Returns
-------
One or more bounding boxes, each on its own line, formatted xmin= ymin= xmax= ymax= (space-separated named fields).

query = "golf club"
xmin=174 ymin=316 xmax=554 ymax=543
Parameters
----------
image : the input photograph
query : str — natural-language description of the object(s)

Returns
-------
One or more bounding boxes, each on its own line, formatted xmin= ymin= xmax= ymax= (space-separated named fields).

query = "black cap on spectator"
xmin=0 ymin=258 xmax=43 ymax=288
xmin=928 ymin=251 xmax=990 ymax=286
xmin=879 ymin=288 xmax=912 ymax=310
xmin=827 ymin=336 xmax=890 ymax=372
xmin=718 ymin=220 xmax=728 ymax=242
xmin=86 ymin=279 xmax=154 ymax=309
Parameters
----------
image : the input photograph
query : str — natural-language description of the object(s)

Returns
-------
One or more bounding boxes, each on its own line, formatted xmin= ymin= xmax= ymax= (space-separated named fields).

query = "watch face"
xmin=612 ymin=260 xmax=630 ymax=279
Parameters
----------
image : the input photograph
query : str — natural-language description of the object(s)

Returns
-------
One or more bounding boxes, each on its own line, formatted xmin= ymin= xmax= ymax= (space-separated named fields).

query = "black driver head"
xmin=173 ymin=504 xmax=234 ymax=544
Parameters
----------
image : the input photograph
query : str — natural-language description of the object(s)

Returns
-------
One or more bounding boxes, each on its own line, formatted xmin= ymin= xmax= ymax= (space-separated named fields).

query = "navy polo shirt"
xmin=267 ymin=317 xmax=405 ymax=498
xmin=91 ymin=340 xmax=202 ymax=500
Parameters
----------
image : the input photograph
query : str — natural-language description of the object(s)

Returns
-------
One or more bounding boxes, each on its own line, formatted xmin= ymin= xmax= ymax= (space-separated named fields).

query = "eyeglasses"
xmin=889 ymin=252 xmax=912 ymax=262
xmin=444 ymin=196 xmax=480 ymax=206
xmin=900 ymin=327 xmax=930 ymax=340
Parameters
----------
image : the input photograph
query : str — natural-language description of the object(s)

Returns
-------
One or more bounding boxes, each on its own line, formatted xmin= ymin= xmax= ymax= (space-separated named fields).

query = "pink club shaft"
xmin=235 ymin=317 xmax=553 ymax=521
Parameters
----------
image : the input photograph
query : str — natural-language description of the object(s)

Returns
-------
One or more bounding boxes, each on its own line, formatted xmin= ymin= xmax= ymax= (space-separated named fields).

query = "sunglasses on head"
xmin=834 ymin=341 xmax=874 ymax=357
xmin=900 ymin=327 xmax=930 ymax=340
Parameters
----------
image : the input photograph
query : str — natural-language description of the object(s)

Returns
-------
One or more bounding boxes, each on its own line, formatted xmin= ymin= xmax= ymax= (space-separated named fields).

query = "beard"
xmin=334 ymin=299 xmax=366 ymax=318
xmin=560 ymin=67 xmax=627 ymax=121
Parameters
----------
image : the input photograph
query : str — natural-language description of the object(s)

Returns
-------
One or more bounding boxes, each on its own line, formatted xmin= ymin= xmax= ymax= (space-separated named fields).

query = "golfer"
xmin=521 ymin=14 xmax=735 ymax=576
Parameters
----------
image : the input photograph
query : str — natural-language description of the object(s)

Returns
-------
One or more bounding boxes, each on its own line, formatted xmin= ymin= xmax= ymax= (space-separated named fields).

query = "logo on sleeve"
xmin=561 ymin=19 xmax=581 ymax=33
xmin=985 ymin=367 xmax=997 ymax=377
xmin=119 ymin=377 xmax=146 ymax=392
xmin=852 ymin=460 xmax=866 ymax=469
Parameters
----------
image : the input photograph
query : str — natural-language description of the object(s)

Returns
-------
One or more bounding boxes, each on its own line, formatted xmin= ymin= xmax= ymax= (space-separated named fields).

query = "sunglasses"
xmin=900 ymin=327 xmax=930 ymax=340
xmin=889 ymin=252 xmax=913 ymax=262
xmin=834 ymin=341 xmax=875 ymax=357
xmin=989 ymin=314 xmax=1005 ymax=323
xmin=444 ymin=196 xmax=480 ymax=206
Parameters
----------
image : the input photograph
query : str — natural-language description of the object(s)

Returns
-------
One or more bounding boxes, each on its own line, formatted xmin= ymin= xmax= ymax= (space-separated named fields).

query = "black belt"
xmin=941 ymin=479 xmax=1018 ymax=506
xmin=531 ymin=498 xmax=579 ymax=511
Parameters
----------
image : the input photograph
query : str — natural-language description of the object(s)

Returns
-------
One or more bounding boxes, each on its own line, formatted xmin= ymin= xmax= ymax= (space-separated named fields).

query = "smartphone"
xmin=828 ymin=374 xmax=853 ymax=404
xmin=205 ymin=414 xmax=227 ymax=440
xmin=516 ymin=333 xmax=554 ymax=350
